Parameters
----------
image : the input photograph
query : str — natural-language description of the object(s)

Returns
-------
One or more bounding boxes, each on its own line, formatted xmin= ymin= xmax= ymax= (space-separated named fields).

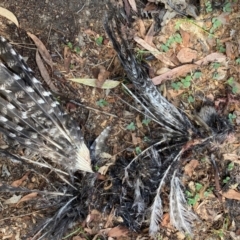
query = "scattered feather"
xmin=170 ymin=170 xmax=198 ymax=234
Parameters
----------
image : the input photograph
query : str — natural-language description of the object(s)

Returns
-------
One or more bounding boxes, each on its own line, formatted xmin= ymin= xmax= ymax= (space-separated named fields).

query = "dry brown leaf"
xmin=152 ymin=52 xmax=226 ymax=85
xmin=64 ymin=46 xmax=71 ymax=73
xmin=161 ymin=213 xmax=171 ymax=228
xmin=177 ymin=48 xmax=197 ymax=63
xmin=84 ymin=228 xmax=93 ymax=235
xmin=128 ymin=0 xmax=137 ymax=12
xmin=100 ymin=119 xmax=108 ymax=128
xmin=86 ymin=209 xmax=101 ymax=225
xmin=104 ymin=208 xmax=115 ymax=228
xmin=136 ymin=115 xmax=143 ymax=128
xmin=161 ymin=213 xmax=175 ymax=231
xmin=144 ymin=23 xmax=155 ymax=46
xmin=206 ymin=93 xmax=214 ymax=101
xmin=225 ymin=42 xmax=236 ymax=60
xmin=156 ymin=67 xmax=170 ymax=75
xmin=36 ymin=51 xmax=58 ymax=92
xmin=180 ymin=29 xmax=190 ymax=47
xmin=99 ymin=152 xmax=113 ymax=159
xmin=196 ymin=200 xmax=218 ymax=221
xmin=0 ymin=7 xmax=19 ymax=27
xmin=27 ymin=32 xmax=53 ymax=68
xmin=16 ymin=192 xmax=38 ymax=206
xmin=96 ymin=66 xmax=110 ymax=88
xmin=221 ymin=189 xmax=240 ymax=201
xmin=216 ymin=12 xmax=230 ymax=25
xmin=184 ymin=160 xmax=199 ymax=177
xmin=11 ymin=171 xmax=30 ymax=187
xmin=167 ymin=89 xmax=184 ymax=99
xmin=176 ymin=232 xmax=187 ymax=239
xmin=84 ymin=29 xmax=97 ymax=36
xmin=98 ymin=228 xmax=112 ymax=236
xmin=213 ymin=66 xmax=228 ymax=80
xmin=131 ymin=132 xmax=141 ymax=145
xmin=72 ymin=236 xmax=86 ymax=240
xmin=98 ymin=162 xmax=114 ymax=175
xmin=223 ymin=153 xmax=239 ymax=164
xmin=134 ymin=36 xmax=175 ymax=67
xmin=152 ymin=64 xmax=197 ymax=85
xmin=123 ymin=0 xmax=131 ymax=17
xmin=107 ymin=226 xmax=128 ymax=237
xmin=137 ymin=19 xmax=146 ymax=39
xmin=195 ymin=52 xmax=226 ymax=65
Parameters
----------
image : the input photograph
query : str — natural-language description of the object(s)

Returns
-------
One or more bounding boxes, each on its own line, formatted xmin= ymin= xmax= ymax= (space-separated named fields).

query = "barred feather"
xmin=0 ymin=36 xmax=92 ymax=172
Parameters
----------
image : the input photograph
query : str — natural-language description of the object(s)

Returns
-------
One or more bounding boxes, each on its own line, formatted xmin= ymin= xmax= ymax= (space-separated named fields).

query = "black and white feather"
xmin=104 ymin=10 xmax=232 ymax=236
xmin=0 ymin=36 xmax=92 ymax=173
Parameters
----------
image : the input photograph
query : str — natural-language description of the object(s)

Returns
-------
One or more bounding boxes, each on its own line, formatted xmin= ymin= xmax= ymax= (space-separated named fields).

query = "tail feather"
xmin=0 ymin=36 xmax=92 ymax=172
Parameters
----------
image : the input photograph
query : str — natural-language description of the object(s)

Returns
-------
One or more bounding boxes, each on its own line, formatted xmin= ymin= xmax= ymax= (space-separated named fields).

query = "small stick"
xmin=70 ymin=100 xmax=118 ymax=118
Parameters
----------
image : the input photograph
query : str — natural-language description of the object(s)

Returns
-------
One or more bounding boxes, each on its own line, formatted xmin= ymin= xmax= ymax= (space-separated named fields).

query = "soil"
xmin=0 ymin=0 xmax=240 ymax=240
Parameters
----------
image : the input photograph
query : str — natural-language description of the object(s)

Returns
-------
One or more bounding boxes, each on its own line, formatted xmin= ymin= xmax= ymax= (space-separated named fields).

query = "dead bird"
xmin=0 ymin=14 xmax=233 ymax=240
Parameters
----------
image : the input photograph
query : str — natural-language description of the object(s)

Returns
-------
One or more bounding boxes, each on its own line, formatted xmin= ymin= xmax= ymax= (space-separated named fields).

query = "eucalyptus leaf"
xmin=69 ymin=78 xmax=120 ymax=89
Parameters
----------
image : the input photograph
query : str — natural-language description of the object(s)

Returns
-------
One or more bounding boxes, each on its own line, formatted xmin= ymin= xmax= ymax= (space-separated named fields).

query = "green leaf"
xmin=143 ymin=136 xmax=150 ymax=142
xmin=205 ymin=1 xmax=212 ymax=13
xmin=175 ymin=21 xmax=181 ymax=30
xmin=96 ymin=36 xmax=103 ymax=45
xmin=188 ymin=95 xmax=194 ymax=103
xmin=204 ymin=187 xmax=213 ymax=197
xmin=212 ymin=62 xmax=220 ymax=69
xmin=185 ymin=190 xmax=193 ymax=197
xmin=171 ymin=82 xmax=182 ymax=90
xmin=227 ymin=77 xmax=234 ymax=86
xmin=193 ymin=71 xmax=202 ymax=79
xmin=187 ymin=194 xmax=200 ymax=205
xmin=67 ymin=42 xmax=73 ymax=49
xmin=228 ymin=113 xmax=236 ymax=123
xmin=135 ymin=146 xmax=142 ymax=154
xmin=182 ymin=81 xmax=191 ymax=88
xmin=217 ymin=44 xmax=226 ymax=53
xmin=227 ymin=162 xmax=234 ymax=171
xmin=213 ymin=72 xmax=220 ymax=79
xmin=174 ymin=33 xmax=182 ymax=43
xmin=195 ymin=183 xmax=203 ymax=191
xmin=223 ymin=2 xmax=232 ymax=12
xmin=236 ymin=58 xmax=240 ymax=64
xmin=161 ymin=44 xmax=169 ymax=52
xmin=185 ymin=75 xmax=192 ymax=82
xmin=74 ymin=46 xmax=80 ymax=53
xmin=96 ymin=99 xmax=108 ymax=107
xmin=223 ymin=176 xmax=230 ymax=184
xmin=232 ymin=86 xmax=238 ymax=94
xmin=142 ymin=119 xmax=151 ymax=126
xmin=126 ymin=122 xmax=136 ymax=131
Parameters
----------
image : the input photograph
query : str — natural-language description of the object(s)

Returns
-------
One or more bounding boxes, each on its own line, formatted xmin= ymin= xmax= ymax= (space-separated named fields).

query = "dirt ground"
xmin=0 ymin=0 xmax=240 ymax=240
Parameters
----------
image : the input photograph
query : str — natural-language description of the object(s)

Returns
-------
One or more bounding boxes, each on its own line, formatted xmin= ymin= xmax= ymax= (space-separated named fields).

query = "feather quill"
xmin=149 ymin=150 xmax=183 ymax=236
xmin=169 ymin=170 xmax=198 ymax=234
